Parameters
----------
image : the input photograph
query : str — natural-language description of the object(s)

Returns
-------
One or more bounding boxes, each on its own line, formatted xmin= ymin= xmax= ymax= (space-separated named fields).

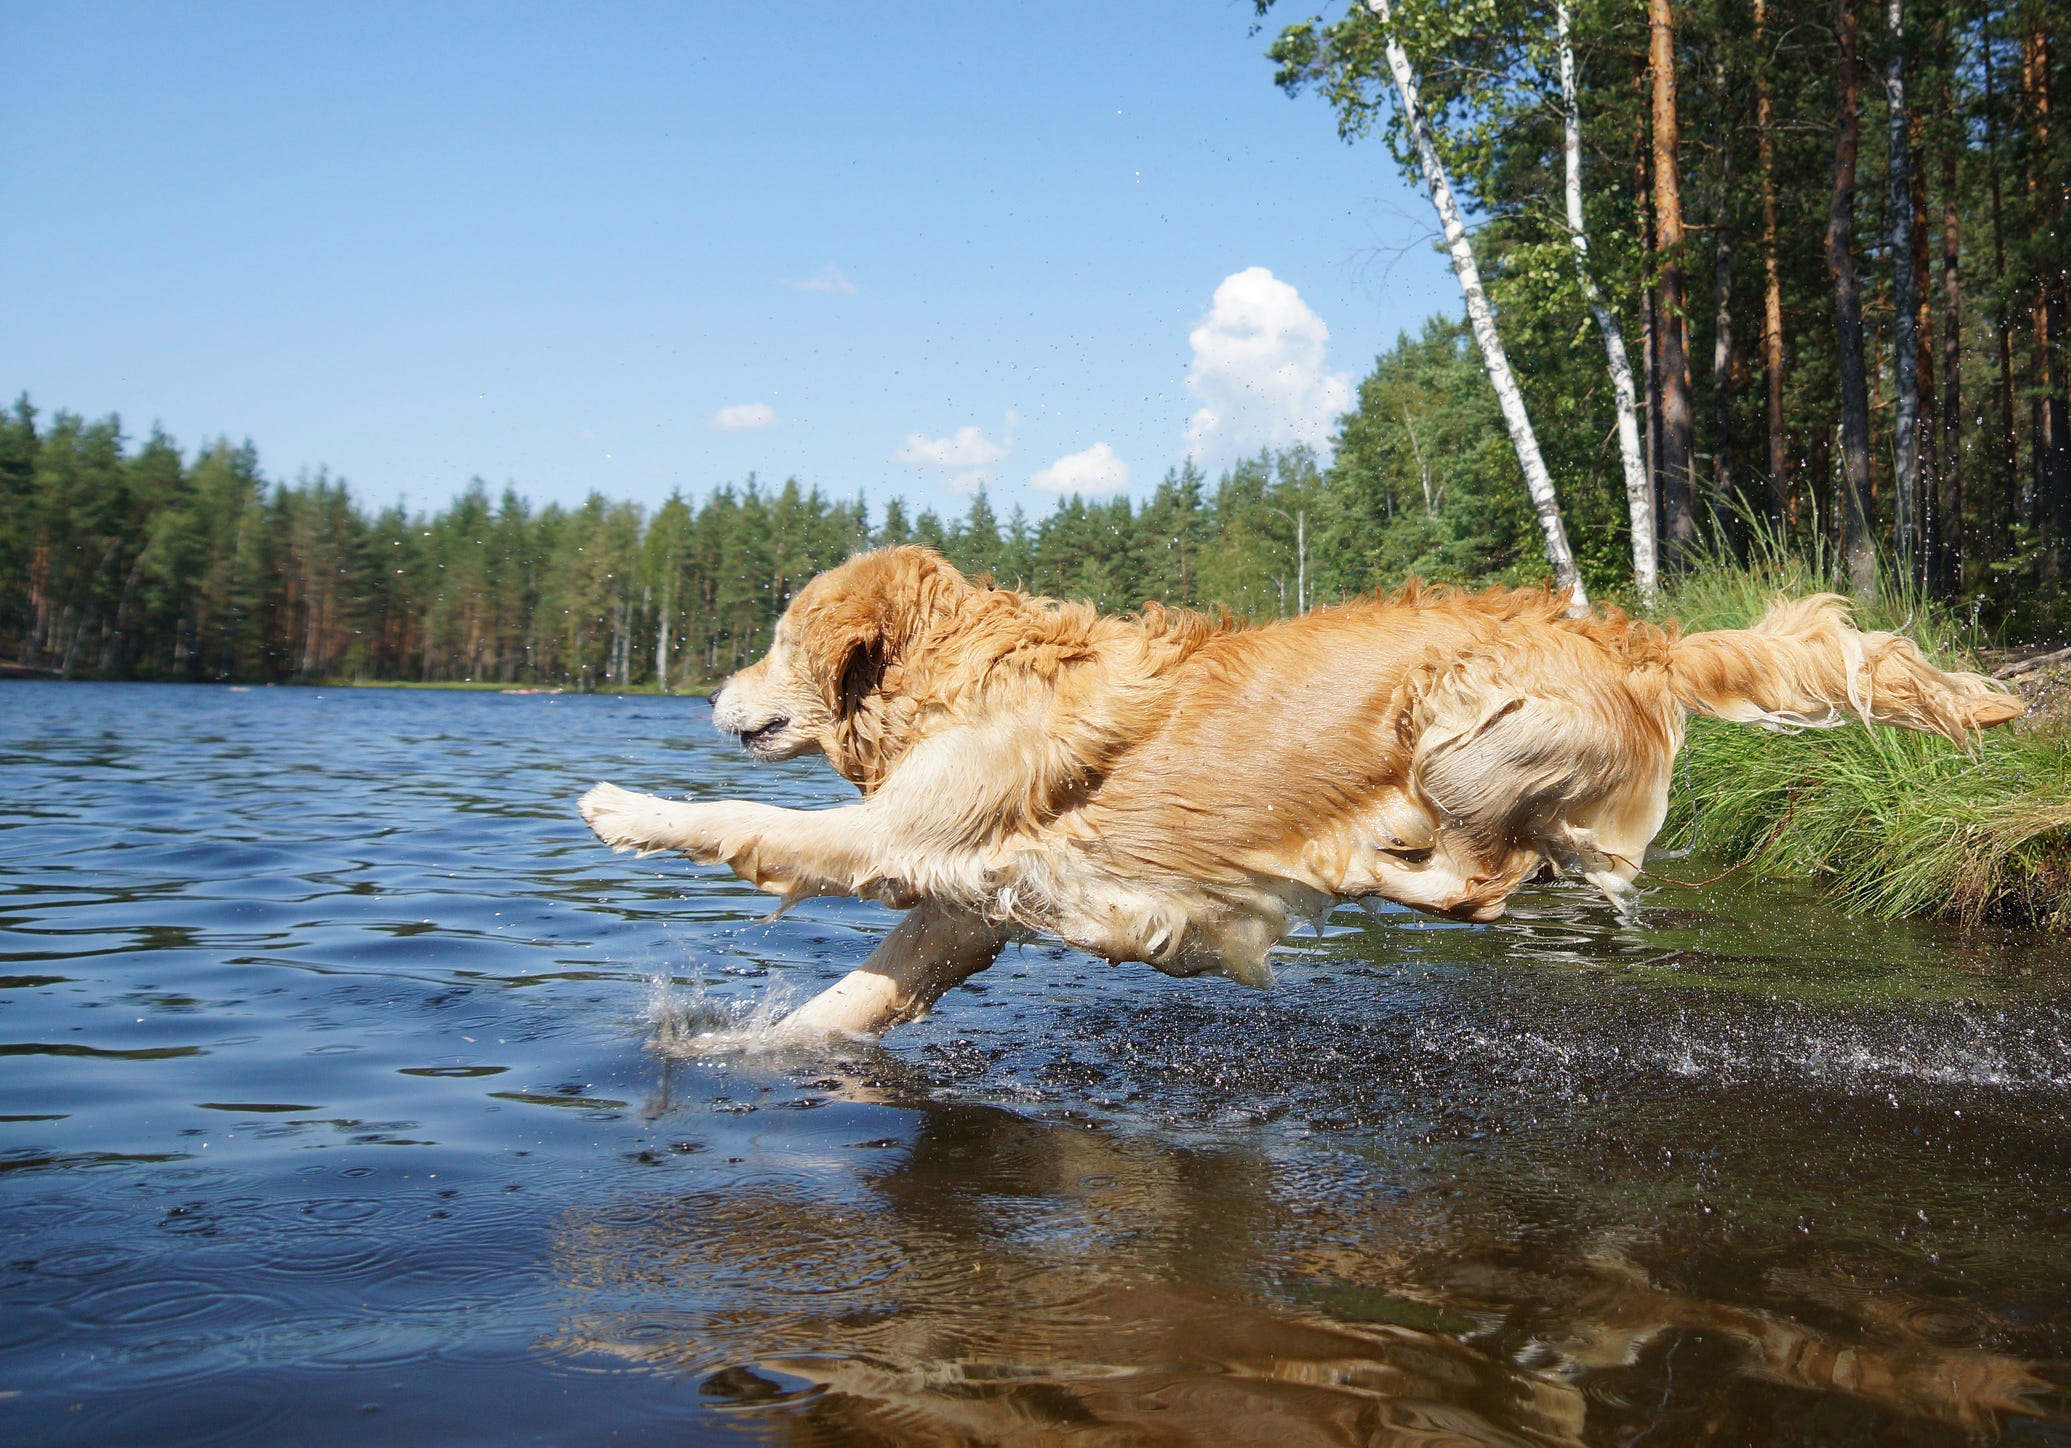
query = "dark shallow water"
xmin=4 ymin=680 xmax=2070 ymax=1446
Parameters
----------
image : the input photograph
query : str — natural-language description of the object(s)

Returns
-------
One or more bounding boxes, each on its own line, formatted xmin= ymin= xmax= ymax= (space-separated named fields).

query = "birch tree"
xmin=1363 ymin=0 xmax=1587 ymax=606
xmin=1557 ymin=0 xmax=1656 ymax=605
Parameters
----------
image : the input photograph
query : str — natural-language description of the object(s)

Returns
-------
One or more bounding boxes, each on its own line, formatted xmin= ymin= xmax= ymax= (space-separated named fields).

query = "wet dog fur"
xmin=581 ymin=546 xmax=2022 ymax=1035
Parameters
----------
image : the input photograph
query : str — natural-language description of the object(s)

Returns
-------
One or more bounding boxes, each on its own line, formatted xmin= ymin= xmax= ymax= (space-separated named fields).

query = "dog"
xmin=580 ymin=546 xmax=2023 ymax=1038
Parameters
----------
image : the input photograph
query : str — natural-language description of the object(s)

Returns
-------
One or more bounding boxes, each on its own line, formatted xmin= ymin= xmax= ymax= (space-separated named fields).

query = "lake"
xmin=3 ymin=680 xmax=2068 ymax=1445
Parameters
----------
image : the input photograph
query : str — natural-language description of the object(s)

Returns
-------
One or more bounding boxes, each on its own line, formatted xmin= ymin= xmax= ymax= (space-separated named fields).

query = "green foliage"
xmin=1321 ymin=316 xmax=1530 ymax=589
xmin=1665 ymin=712 xmax=2071 ymax=927
xmin=15 ymin=0 xmax=2068 ymax=675
xmin=1263 ymin=0 xmax=2071 ymax=622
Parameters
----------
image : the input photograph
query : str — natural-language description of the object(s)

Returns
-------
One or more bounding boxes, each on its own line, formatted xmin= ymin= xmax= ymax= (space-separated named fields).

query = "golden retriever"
xmin=580 ymin=546 xmax=2022 ymax=1038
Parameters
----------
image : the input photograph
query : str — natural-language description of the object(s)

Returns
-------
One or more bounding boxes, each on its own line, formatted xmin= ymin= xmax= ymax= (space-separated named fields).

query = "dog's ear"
xmin=834 ymin=634 xmax=887 ymax=716
xmin=802 ymin=548 xmax=969 ymax=716
xmin=801 ymin=596 xmax=885 ymax=717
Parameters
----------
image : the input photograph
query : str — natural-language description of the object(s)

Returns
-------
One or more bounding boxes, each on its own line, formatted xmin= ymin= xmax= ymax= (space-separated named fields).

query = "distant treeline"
xmin=0 ymin=392 xmax=1354 ymax=689
xmin=3 ymin=293 xmax=2065 ymax=689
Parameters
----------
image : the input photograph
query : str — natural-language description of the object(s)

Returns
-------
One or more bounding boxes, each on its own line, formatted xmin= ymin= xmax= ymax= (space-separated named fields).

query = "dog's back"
xmin=1043 ymin=586 xmax=2022 ymax=975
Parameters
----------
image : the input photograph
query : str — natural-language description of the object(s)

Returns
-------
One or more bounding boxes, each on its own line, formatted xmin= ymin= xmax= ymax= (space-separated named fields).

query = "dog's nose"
xmin=709 ymin=682 xmax=737 ymax=735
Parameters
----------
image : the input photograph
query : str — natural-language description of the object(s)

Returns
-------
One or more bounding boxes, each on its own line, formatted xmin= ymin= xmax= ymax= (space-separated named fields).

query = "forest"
xmin=1259 ymin=0 xmax=2069 ymax=613
xmin=2 ymin=0 xmax=2066 ymax=688
xmin=0 ymin=392 xmax=1341 ymax=688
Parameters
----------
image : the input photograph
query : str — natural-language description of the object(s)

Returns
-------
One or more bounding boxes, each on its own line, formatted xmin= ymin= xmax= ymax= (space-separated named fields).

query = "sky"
xmin=1 ymin=1 xmax=1457 ymax=523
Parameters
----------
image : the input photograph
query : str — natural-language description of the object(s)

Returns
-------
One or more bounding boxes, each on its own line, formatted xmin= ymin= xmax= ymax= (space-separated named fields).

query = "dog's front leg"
xmin=773 ymin=898 xmax=1013 ymax=1039
xmin=580 ymin=781 xmax=720 ymax=857
xmin=582 ymin=785 xmax=1008 ymax=1036
xmin=579 ymin=782 xmax=904 ymax=904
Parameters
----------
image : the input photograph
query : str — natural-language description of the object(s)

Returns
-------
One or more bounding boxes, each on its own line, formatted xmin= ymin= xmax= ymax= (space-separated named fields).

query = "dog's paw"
xmin=579 ymin=781 xmax=682 ymax=856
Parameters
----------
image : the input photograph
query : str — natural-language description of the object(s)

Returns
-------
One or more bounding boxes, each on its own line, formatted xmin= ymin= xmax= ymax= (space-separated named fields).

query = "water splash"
xmin=644 ymin=971 xmax=809 ymax=1059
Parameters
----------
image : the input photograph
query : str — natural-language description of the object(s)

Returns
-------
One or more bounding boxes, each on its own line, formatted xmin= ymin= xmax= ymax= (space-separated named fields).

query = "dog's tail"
xmin=1665 ymin=594 xmax=2024 ymax=744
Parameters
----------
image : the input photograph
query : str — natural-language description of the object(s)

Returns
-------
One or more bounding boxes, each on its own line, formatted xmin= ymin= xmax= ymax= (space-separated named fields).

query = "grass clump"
xmin=1654 ymin=547 xmax=2071 ymax=930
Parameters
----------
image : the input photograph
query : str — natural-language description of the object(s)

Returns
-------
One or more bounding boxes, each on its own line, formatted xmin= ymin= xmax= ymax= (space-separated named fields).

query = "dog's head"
xmin=711 ymin=546 xmax=973 ymax=782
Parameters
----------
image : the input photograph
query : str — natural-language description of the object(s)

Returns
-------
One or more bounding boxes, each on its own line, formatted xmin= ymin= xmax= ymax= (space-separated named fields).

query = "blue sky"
xmin=2 ymin=1 xmax=1455 ymax=522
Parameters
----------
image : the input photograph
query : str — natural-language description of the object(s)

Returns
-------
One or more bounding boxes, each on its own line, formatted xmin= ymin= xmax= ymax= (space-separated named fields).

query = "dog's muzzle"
xmin=711 ymin=681 xmax=790 ymax=755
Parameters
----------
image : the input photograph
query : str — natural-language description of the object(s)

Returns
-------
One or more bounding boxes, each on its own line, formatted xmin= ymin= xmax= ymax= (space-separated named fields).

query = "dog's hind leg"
xmin=774 ymin=898 xmax=1013 ymax=1040
xmin=1384 ymin=669 xmax=1677 ymax=920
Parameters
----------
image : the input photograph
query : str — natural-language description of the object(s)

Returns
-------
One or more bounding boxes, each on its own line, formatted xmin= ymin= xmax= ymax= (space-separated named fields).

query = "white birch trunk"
xmin=1558 ymin=0 xmax=1658 ymax=607
xmin=654 ymin=578 xmax=672 ymax=693
xmin=1367 ymin=0 xmax=1588 ymax=609
xmin=1402 ymin=403 xmax=1437 ymax=515
xmin=1296 ymin=509 xmax=1307 ymax=614
xmin=1884 ymin=0 xmax=1919 ymax=577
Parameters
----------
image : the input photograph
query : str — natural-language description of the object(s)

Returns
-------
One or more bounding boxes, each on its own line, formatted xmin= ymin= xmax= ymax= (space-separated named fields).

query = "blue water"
xmin=3 ymin=681 xmax=2069 ymax=1444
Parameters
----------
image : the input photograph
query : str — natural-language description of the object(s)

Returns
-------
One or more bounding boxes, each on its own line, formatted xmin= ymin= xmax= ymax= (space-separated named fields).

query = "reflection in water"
xmin=554 ymin=1091 xmax=1595 ymax=1445
xmin=551 ymin=1044 xmax=2066 ymax=1444
xmin=3 ymin=683 xmax=2070 ymax=1444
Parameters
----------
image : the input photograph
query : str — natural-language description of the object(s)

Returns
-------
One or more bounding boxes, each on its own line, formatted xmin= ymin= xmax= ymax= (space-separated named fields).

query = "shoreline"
xmin=1 ymin=674 xmax=716 ymax=697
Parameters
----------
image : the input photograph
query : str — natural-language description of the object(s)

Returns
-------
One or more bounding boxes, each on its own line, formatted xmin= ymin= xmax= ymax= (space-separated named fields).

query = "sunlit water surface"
xmin=4 ymin=681 xmax=2070 ymax=1445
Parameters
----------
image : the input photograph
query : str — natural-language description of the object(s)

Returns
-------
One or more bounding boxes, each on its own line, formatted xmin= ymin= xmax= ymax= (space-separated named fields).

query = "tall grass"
xmin=1653 ymin=539 xmax=2071 ymax=929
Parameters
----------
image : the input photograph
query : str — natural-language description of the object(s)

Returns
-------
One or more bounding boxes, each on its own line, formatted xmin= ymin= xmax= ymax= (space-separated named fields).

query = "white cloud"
xmin=1183 ymin=266 xmax=1352 ymax=468
xmin=790 ymin=264 xmax=856 ymax=295
xmin=711 ymin=402 xmax=776 ymax=431
xmin=892 ymin=422 xmax=1010 ymax=492
xmin=1030 ymin=441 xmax=1129 ymax=496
